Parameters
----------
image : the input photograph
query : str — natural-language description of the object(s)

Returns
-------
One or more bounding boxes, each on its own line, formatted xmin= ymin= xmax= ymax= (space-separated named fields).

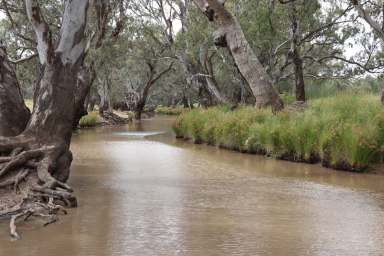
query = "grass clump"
xmin=79 ymin=112 xmax=98 ymax=128
xmin=173 ymin=93 xmax=384 ymax=172
xmin=155 ymin=106 xmax=185 ymax=115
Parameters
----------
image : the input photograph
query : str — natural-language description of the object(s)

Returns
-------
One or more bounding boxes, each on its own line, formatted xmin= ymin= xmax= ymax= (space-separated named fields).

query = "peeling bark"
xmin=0 ymin=0 xmax=89 ymax=239
xmin=192 ymin=0 xmax=284 ymax=111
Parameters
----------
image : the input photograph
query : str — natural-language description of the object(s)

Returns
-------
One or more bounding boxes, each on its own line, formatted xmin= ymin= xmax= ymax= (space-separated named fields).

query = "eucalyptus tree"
xmin=121 ymin=22 xmax=175 ymax=119
xmin=191 ymin=0 xmax=284 ymax=111
xmin=349 ymin=0 xmax=384 ymax=101
xmin=0 ymin=0 xmax=90 ymax=239
xmin=351 ymin=0 xmax=384 ymax=42
xmin=233 ymin=0 xmax=357 ymax=102
xmin=128 ymin=0 xmax=231 ymax=106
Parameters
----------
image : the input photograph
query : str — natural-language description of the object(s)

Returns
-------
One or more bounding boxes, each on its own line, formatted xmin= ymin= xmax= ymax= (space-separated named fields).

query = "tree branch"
xmin=25 ymin=0 xmax=52 ymax=65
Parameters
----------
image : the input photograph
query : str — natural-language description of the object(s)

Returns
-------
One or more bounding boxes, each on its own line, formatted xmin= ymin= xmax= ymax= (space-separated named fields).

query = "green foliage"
xmin=281 ymin=93 xmax=296 ymax=105
xmin=79 ymin=112 xmax=98 ymax=128
xmin=155 ymin=106 xmax=186 ymax=115
xmin=174 ymin=93 xmax=384 ymax=171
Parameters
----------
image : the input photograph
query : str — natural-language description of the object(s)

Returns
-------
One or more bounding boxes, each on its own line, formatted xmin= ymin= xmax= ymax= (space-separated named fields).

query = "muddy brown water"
xmin=1 ymin=116 xmax=384 ymax=256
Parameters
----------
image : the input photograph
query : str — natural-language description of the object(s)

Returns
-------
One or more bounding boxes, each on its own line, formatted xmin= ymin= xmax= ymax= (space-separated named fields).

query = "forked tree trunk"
xmin=134 ymin=62 xmax=174 ymax=120
xmin=0 ymin=47 xmax=30 ymax=137
xmin=0 ymin=0 xmax=89 ymax=239
xmin=192 ymin=0 xmax=284 ymax=111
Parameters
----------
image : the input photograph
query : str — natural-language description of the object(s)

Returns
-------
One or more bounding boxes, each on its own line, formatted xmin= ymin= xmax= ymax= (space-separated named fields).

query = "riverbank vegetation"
xmin=174 ymin=92 xmax=384 ymax=172
xmin=155 ymin=106 xmax=185 ymax=116
xmin=79 ymin=112 xmax=98 ymax=128
xmin=1 ymin=0 xmax=384 ymax=239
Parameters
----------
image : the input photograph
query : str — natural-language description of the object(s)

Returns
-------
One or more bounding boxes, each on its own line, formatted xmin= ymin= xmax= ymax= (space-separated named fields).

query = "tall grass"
xmin=79 ymin=112 xmax=98 ymax=128
xmin=174 ymin=92 xmax=384 ymax=171
xmin=155 ymin=106 xmax=186 ymax=115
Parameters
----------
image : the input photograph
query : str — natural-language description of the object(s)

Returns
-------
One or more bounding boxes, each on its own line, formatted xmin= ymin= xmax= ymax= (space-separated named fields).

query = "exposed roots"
xmin=3 ymin=194 xmax=69 ymax=240
xmin=0 ymin=140 xmax=76 ymax=240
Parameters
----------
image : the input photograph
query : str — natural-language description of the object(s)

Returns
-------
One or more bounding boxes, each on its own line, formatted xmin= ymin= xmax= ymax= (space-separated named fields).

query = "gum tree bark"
xmin=0 ymin=0 xmax=89 ymax=239
xmin=0 ymin=47 xmax=30 ymax=137
xmin=192 ymin=0 xmax=284 ymax=111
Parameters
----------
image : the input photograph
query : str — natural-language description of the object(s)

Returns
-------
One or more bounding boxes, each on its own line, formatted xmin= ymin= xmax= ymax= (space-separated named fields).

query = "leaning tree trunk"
xmin=192 ymin=0 xmax=283 ymax=111
xmin=0 ymin=0 xmax=89 ymax=239
xmin=0 ymin=47 xmax=31 ymax=137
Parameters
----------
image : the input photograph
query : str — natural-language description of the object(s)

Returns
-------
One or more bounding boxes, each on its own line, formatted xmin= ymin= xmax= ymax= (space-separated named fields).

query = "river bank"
xmin=173 ymin=93 xmax=384 ymax=172
xmin=2 ymin=116 xmax=383 ymax=255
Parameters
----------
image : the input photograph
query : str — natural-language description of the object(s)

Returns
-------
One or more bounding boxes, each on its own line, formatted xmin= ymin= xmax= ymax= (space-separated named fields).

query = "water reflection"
xmin=0 ymin=117 xmax=383 ymax=256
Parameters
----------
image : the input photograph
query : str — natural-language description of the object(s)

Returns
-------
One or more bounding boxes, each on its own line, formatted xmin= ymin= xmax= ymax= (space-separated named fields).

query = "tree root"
xmin=0 ymin=169 xmax=30 ymax=190
xmin=0 ymin=143 xmax=76 ymax=240
xmin=0 ymin=149 xmax=44 ymax=179
xmin=1 ymin=192 xmax=73 ymax=240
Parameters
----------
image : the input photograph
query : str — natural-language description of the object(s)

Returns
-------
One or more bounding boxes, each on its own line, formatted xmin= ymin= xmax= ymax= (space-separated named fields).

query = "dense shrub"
xmin=79 ymin=112 xmax=98 ymax=128
xmin=173 ymin=93 xmax=384 ymax=172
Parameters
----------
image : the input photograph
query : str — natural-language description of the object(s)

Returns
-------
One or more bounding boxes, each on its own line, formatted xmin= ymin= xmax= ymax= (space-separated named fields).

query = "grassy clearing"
xmin=79 ymin=112 xmax=98 ymax=128
xmin=173 ymin=93 xmax=384 ymax=172
xmin=155 ymin=106 xmax=186 ymax=115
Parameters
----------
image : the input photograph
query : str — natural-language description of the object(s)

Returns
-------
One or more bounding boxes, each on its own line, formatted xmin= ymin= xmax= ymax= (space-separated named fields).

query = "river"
xmin=1 ymin=116 xmax=384 ymax=255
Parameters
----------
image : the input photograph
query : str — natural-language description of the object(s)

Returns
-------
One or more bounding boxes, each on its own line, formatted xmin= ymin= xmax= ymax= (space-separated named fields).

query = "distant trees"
xmin=351 ymin=0 xmax=384 ymax=42
xmin=351 ymin=0 xmax=384 ymax=102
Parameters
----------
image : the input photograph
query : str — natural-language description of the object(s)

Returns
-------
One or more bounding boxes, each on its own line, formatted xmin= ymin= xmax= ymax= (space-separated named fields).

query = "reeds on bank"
xmin=173 ymin=93 xmax=384 ymax=172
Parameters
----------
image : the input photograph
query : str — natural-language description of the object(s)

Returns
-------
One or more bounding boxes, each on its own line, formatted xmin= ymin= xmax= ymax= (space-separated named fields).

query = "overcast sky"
xmin=0 ymin=5 xmax=373 ymax=61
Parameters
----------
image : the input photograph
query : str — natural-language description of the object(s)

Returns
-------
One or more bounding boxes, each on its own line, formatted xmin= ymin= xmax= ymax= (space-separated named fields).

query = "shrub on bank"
xmin=173 ymin=93 xmax=384 ymax=172
xmin=79 ymin=112 xmax=98 ymax=128
xmin=155 ymin=106 xmax=185 ymax=115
